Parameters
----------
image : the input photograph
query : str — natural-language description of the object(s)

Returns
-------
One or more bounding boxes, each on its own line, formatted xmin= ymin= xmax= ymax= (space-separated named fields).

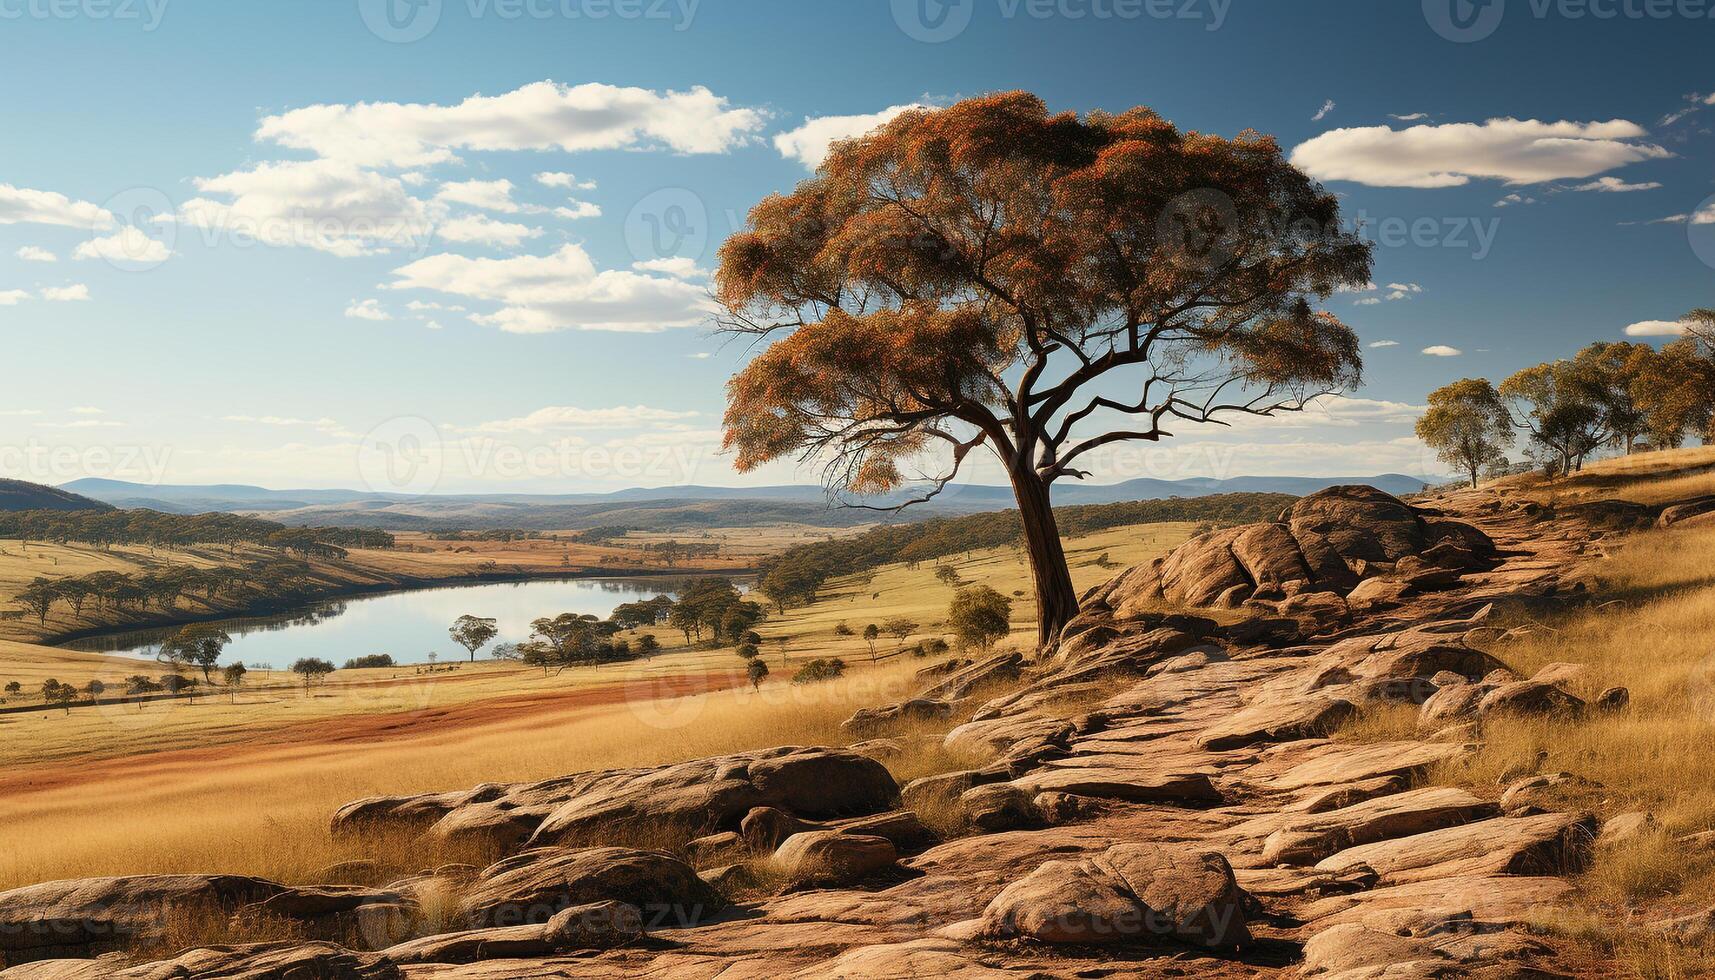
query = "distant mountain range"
xmin=59 ymin=474 xmax=1436 ymax=531
xmin=0 ymin=479 xmax=111 ymax=513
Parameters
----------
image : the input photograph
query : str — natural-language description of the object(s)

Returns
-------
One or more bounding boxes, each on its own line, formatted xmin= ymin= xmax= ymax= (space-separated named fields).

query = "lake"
xmin=64 ymin=576 xmax=689 ymax=668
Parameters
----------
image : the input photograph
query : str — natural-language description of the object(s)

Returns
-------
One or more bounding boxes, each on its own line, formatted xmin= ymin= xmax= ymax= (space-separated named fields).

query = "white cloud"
xmin=344 ymin=298 xmax=392 ymax=321
xmin=535 ymin=172 xmax=596 ymax=190
xmin=467 ymin=405 xmax=701 ymax=434
xmin=774 ymin=104 xmax=926 ymax=169
xmin=70 ymin=406 xmax=104 ymax=415
xmin=1624 ymin=319 xmax=1688 ymax=337
xmin=1572 ymin=176 xmax=1662 ymax=193
xmin=1312 ymin=100 xmax=1336 ymax=122
xmin=435 ymin=179 xmax=519 ymax=213
xmin=387 ymin=243 xmax=716 ymax=334
xmin=435 ymin=214 xmax=543 ymax=248
xmin=631 ymin=257 xmax=704 ymax=279
xmin=1421 ymin=345 xmax=1462 ymax=357
xmin=0 ymin=184 xmax=111 ymax=228
xmin=1389 ymin=112 xmax=1430 ymax=122
xmin=179 ymin=159 xmax=432 ymax=257
xmin=41 ymin=284 xmax=90 ymax=302
xmin=405 ymin=299 xmax=465 ymax=313
xmin=1385 ymin=282 xmax=1424 ymax=301
xmin=256 ymin=81 xmax=766 ymax=168
xmin=1354 ymin=297 xmax=1382 ymax=306
xmin=0 ymin=289 xmax=28 ymax=305
xmin=15 ymin=246 xmax=56 ymax=263
xmin=1290 ymin=118 xmax=1669 ymax=188
xmin=222 ymin=414 xmax=345 ymax=433
xmin=74 ymin=226 xmax=172 ymax=264
xmin=553 ymin=200 xmax=602 ymax=220
xmin=1369 ymin=340 xmax=1400 ymax=348
xmin=1494 ymin=192 xmax=1536 ymax=207
xmin=687 ymin=352 xmax=713 ymax=359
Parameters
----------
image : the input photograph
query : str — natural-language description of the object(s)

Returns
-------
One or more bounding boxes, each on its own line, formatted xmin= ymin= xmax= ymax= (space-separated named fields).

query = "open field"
xmin=0 ymin=518 xmax=1193 ymax=891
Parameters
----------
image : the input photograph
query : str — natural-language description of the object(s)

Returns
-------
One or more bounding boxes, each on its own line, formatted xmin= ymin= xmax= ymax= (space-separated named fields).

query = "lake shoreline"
xmin=45 ymin=564 xmax=754 ymax=652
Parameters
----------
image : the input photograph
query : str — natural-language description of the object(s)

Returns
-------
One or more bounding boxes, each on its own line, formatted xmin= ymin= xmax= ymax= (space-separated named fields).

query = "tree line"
xmin=8 ymin=557 xmax=324 ymax=624
xmin=0 ymin=508 xmax=394 ymax=551
xmin=1418 ymin=311 xmax=1715 ymax=486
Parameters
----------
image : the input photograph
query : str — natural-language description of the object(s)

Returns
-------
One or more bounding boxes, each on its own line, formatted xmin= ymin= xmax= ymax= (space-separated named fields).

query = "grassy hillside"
xmin=0 ymin=480 xmax=109 ymax=513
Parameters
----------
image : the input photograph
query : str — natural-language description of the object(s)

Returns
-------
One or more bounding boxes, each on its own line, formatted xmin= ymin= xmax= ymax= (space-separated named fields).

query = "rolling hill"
xmin=0 ymin=479 xmax=111 ymax=513
xmin=60 ymin=474 xmax=1436 ymax=531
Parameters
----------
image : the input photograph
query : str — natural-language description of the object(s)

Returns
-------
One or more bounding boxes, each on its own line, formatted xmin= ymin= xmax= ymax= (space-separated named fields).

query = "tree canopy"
xmin=717 ymin=93 xmax=1371 ymax=643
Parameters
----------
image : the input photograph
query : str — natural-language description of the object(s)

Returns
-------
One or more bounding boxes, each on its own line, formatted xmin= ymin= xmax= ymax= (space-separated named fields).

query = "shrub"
xmin=736 ymin=643 xmax=760 ymax=660
xmin=833 ymin=622 xmax=854 ymax=636
xmin=949 ymin=586 xmax=1013 ymax=651
xmin=792 ymin=658 xmax=847 ymax=684
xmin=343 ymin=654 xmax=396 ymax=670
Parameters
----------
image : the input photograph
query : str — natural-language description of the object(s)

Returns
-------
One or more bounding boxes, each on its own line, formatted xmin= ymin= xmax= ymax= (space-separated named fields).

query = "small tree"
xmin=291 ymin=657 xmax=335 ymax=694
xmin=736 ymin=643 xmax=760 ymax=660
xmin=636 ymin=634 xmax=660 ymax=660
xmin=3 ymin=681 xmax=20 ymax=697
xmin=1416 ymin=378 xmax=1512 ymax=488
xmin=223 ymin=662 xmax=248 ymax=703
xmin=861 ymin=624 xmax=880 ymax=660
xmin=84 ymin=679 xmax=105 ymax=703
xmin=934 ymin=566 xmax=962 ymax=588
xmin=42 ymin=679 xmax=75 ymax=714
xmin=747 ymin=658 xmax=770 ymax=692
xmin=449 ymin=615 xmax=500 ymax=662
xmin=161 ymin=624 xmax=233 ymax=682
xmin=882 ymin=617 xmax=919 ymax=653
xmin=949 ymin=585 xmax=1013 ymax=651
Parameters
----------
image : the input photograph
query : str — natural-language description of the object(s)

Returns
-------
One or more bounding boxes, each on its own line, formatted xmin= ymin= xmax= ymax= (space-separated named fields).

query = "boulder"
xmin=1478 ymin=680 xmax=1585 ymax=718
xmin=841 ymin=698 xmax=955 ymax=734
xmin=1598 ymin=811 xmax=1658 ymax=849
xmin=1498 ymin=772 xmax=1597 ymax=816
xmin=0 ymin=874 xmax=288 ymax=960
xmin=769 ymin=831 xmax=897 ymax=888
xmin=381 ymin=900 xmax=642 ymax=964
xmin=1033 ymin=791 xmax=1107 ymax=825
xmin=1281 ymin=485 xmax=1429 ymax=566
xmin=981 ymin=843 xmax=1250 ymax=950
xmin=457 ymin=847 xmax=723 ymax=929
xmin=958 ymin=784 xmax=1038 ymax=833
xmin=1658 ymin=495 xmax=1715 ymax=528
xmin=1596 ymin=686 xmax=1630 ymax=712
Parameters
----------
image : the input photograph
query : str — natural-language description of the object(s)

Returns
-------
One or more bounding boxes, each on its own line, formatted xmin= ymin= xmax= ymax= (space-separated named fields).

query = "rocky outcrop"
xmin=0 ymin=942 xmax=399 ymax=979
xmin=1082 ymin=486 xmax=1497 ymax=613
xmin=381 ymin=901 xmax=642 ymax=964
xmin=332 ymin=746 xmax=899 ymax=852
xmin=456 ymin=847 xmax=723 ymax=929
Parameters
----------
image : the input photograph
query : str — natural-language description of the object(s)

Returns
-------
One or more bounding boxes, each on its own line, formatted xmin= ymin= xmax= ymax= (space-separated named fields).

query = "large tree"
xmin=716 ymin=94 xmax=1371 ymax=644
xmin=161 ymin=624 xmax=232 ymax=682
xmin=1416 ymin=378 xmax=1512 ymax=488
xmin=1635 ymin=337 xmax=1715 ymax=449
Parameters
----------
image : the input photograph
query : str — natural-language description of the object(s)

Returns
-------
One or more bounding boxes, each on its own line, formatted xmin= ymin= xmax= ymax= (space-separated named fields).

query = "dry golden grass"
xmin=1496 ymin=445 xmax=1715 ymax=508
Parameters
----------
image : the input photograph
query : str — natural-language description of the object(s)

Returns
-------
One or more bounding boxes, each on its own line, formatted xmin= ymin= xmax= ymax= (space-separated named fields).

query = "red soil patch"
xmin=0 ymin=669 xmax=744 ymax=798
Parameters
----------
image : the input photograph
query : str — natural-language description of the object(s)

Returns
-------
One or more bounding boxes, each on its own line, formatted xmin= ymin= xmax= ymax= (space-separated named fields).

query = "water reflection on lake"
xmin=65 ymin=576 xmax=692 ymax=668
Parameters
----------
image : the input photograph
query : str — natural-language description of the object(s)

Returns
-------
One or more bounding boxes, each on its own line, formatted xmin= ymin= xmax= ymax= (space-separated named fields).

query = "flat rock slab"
xmin=1297 ymin=874 xmax=1577 ymax=929
xmin=1313 ymin=812 xmax=1596 ymax=884
xmin=1243 ymin=740 xmax=1473 ymax=792
xmin=0 ymin=942 xmax=401 ymax=979
xmin=1012 ymin=766 xmax=1222 ymax=804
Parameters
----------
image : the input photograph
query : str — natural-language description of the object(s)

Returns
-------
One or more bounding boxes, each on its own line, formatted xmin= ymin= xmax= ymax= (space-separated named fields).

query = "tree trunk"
xmin=1010 ymin=468 xmax=1079 ymax=649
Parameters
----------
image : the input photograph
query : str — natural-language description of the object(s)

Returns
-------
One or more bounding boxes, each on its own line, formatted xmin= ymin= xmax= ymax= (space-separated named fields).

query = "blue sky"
xmin=1 ymin=0 xmax=1711 ymax=493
